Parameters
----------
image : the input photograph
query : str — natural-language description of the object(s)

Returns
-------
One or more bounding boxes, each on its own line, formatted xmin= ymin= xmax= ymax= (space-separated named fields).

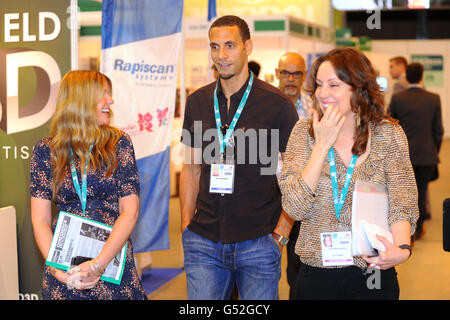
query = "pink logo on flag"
xmin=138 ymin=113 xmax=153 ymax=132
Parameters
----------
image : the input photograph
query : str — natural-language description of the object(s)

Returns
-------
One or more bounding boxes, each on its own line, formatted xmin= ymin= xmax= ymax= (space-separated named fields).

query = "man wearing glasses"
xmin=275 ymin=52 xmax=311 ymax=300
xmin=276 ymin=52 xmax=312 ymax=118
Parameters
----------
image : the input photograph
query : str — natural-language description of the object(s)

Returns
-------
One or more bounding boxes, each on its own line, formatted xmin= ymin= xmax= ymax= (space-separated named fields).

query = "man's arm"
xmin=272 ymin=152 xmax=295 ymax=244
xmin=179 ymin=145 xmax=202 ymax=232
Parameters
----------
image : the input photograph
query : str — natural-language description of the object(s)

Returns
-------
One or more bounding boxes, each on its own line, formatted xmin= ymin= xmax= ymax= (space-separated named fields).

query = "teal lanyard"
xmin=70 ymin=144 xmax=93 ymax=215
xmin=213 ymin=72 xmax=254 ymax=155
xmin=328 ymin=147 xmax=358 ymax=219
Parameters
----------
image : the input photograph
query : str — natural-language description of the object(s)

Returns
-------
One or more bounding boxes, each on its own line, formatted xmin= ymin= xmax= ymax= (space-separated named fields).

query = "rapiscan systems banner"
xmin=101 ymin=0 xmax=183 ymax=252
xmin=0 ymin=0 xmax=71 ymax=299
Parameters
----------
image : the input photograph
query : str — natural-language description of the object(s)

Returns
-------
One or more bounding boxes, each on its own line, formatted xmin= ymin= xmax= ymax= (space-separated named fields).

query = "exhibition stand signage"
xmin=0 ymin=0 xmax=71 ymax=299
xmin=101 ymin=0 xmax=183 ymax=252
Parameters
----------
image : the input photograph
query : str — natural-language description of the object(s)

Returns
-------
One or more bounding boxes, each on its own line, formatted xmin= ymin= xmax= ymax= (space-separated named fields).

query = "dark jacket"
xmin=389 ymin=86 xmax=444 ymax=166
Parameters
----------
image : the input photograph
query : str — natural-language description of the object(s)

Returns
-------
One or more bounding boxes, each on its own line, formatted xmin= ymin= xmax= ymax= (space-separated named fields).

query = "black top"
xmin=181 ymin=73 xmax=299 ymax=243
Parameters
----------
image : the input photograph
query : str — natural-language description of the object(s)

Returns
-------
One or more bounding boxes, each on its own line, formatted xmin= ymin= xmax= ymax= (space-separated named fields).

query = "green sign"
xmin=411 ymin=54 xmax=444 ymax=87
xmin=359 ymin=37 xmax=372 ymax=51
xmin=0 ymin=0 xmax=71 ymax=299
xmin=335 ymin=28 xmax=355 ymax=47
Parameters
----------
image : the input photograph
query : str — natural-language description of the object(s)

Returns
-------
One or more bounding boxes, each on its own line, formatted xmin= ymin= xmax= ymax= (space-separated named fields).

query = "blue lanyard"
xmin=295 ymin=95 xmax=309 ymax=119
xmin=328 ymin=147 xmax=358 ymax=219
xmin=294 ymin=95 xmax=303 ymax=113
xmin=70 ymin=144 xmax=93 ymax=215
xmin=213 ymin=72 xmax=254 ymax=155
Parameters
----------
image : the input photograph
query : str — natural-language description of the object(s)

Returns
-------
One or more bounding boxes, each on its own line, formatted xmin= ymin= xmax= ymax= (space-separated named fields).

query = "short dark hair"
xmin=406 ymin=63 xmax=424 ymax=84
xmin=389 ymin=56 xmax=407 ymax=69
xmin=248 ymin=61 xmax=261 ymax=77
xmin=209 ymin=15 xmax=251 ymax=42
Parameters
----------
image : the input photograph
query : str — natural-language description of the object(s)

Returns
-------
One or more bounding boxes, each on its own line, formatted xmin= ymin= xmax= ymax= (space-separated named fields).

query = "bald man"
xmin=276 ymin=52 xmax=312 ymax=118
xmin=275 ymin=52 xmax=311 ymax=300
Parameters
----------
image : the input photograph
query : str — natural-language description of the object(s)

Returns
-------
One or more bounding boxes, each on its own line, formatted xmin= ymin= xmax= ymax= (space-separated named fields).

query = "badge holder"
xmin=210 ymin=126 xmax=235 ymax=195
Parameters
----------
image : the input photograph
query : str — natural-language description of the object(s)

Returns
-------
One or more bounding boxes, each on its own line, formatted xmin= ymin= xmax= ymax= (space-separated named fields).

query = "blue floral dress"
xmin=30 ymin=132 xmax=148 ymax=300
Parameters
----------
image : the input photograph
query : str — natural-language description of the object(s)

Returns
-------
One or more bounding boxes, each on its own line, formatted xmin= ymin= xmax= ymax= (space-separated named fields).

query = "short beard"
xmin=219 ymin=73 xmax=234 ymax=80
xmin=283 ymin=86 xmax=298 ymax=97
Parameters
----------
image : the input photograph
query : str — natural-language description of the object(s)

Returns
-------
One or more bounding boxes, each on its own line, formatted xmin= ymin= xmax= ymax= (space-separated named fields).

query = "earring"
xmin=356 ymin=113 xmax=361 ymax=127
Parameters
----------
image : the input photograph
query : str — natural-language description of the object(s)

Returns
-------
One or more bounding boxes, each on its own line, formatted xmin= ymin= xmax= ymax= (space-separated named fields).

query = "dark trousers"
xmin=294 ymin=264 xmax=399 ymax=300
xmin=413 ymin=165 xmax=435 ymax=237
xmin=286 ymin=221 xmax=301 ymax=300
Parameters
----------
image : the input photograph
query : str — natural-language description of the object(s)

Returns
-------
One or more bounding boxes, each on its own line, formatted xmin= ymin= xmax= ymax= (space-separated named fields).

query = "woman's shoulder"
xmin=291 ymin=118 xmax=313 ymax=141
xmin=31 ymin=137 xmax=53 ymax=165
xmin=33 ymin=137 xmax=52 ymax=153
xmin=294 ymin=117 xmax=312 ymax=133
xmin=112 ymin=128 xmax=135 ymax=151
xmin=372 ymin=119 xmax=408 ymax=155
xmin=373 ymin=119 xmax=405 ymax=139
xmin=118 ymin=129 xmax=132 ymax=142
xmin=286 ymin=118 xmax=312 ymax=151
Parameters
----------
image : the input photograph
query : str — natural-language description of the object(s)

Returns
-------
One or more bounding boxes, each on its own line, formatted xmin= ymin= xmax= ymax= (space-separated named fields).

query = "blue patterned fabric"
xmin=30 ymin=132 xmax=147 ymax=300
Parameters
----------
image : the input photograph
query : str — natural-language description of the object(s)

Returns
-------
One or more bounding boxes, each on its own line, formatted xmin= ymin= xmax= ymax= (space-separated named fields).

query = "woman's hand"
xmin=51 ymin=268 xmax=70 ymax=285
xmin=66 ymin=260 xmax=102 ymax=290
xmin=311 ymin=104 xmax=346 ymax=151
xmin=362 ymin=235 xmax=411 ymax=270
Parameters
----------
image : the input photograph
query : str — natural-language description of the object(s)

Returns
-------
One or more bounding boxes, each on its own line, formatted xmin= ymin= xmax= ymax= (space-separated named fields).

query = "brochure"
xmin=45 ymin=211 xmax=127 ymax=285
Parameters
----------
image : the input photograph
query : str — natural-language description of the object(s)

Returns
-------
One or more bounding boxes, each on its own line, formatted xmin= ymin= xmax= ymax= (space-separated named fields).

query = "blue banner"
xmin=101 ymin=0 xmax=183 ymax=252
xmin=208 ymin=0 xmax=217 ymax=21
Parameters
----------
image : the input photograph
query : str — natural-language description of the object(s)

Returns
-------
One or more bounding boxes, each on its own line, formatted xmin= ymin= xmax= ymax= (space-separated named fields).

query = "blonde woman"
xmin=30 ymin=70 xmax=147 ymax=300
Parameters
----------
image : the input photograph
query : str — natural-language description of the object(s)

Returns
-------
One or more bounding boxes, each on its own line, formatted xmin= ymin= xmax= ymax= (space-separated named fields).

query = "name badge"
xmin=320 ymin=232 xmax=353 ymax=267
xmin=209 ymin=163 xmax=235 ymax=194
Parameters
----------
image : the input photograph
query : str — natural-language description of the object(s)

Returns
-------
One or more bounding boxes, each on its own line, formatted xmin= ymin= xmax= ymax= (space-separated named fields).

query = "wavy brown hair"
xmin=305 ymin=47 xmax=393 ymax=156
xmin=49 ymin=70 xmax=121 ymax=198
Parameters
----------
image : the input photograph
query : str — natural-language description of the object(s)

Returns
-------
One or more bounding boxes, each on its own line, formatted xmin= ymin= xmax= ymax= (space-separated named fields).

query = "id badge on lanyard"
xmin=209 ymin=72 xmax=254 ymax=195
xmin=320 ymin=232 xmax=353 ymax=267
xmin=320 ymin=147 xmax=358 ymax=267
xmin=209 ymin=162 xmax=235 ymax=194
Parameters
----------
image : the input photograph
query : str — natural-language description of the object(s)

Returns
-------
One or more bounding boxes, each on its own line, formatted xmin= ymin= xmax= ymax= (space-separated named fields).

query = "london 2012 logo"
xmin=137 ymin=107 xmax=169 ymax=133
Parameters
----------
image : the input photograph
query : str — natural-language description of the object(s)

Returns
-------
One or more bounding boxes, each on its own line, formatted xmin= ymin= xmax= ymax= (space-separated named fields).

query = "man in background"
xmin=389 ymin=63 xmax=444 ymax=241
xmin=275 ymin=52 xmax=311 ymax=299
xmin=389 ymin=56 xmax=409 ymax=94
xmin=276 ymin=52 xmax=312 ymax=119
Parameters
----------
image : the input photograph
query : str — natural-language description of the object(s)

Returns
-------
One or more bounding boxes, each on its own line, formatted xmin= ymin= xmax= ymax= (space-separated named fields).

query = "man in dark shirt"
xmin=180 ymin=15 xmax=298 ymax=300
xmin=389 ymin=63 xmax=444 ymax=241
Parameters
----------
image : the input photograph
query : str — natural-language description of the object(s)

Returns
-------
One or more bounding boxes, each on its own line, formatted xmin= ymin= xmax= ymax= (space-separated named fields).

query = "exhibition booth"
xmin=1 ymin=0 xmax=449 ymax=300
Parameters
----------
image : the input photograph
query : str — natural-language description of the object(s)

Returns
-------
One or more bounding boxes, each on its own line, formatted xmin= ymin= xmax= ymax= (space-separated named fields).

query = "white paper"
xmin=351 ymin=181 xmax=391 ymax=256
xmin=360 ymin=220 xmax=393 ymax=252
